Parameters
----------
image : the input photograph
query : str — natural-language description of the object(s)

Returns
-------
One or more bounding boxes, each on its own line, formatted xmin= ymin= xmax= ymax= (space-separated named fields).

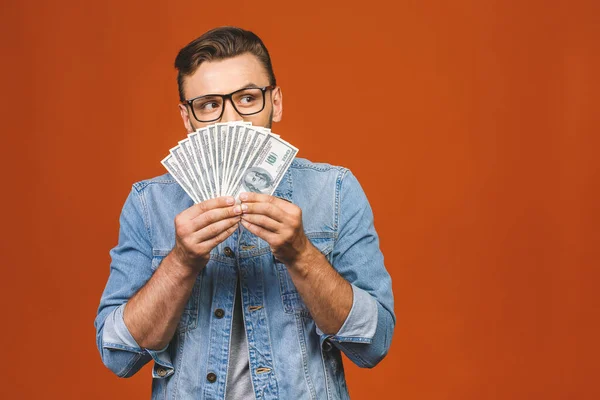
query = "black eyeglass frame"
xmin=183 ymin=85 xmax=276 ymax=123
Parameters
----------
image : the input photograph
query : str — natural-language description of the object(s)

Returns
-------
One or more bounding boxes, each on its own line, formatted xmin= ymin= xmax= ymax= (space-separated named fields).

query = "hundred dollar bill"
xmin=179 ymin=138 xmax=208 ymax=201
xmin=222 ymin=124 xmax=233 ymax=195
xmin=170 ymin=144 xmax=203 ymax=202
xmin=161 ymin=154 xmax=199 ymax=203
xmin=226 ymin=126 xmax=255 ymax=196
xmin=232 ymin=133 xmax=297 ymax=197
xmin=207 ymin=125 xmax=220 ymax=196
xmin=188 ymin=130 xmax=213 ymax=199
xmin=228 ymin=127 xmax=269 ymax=196
xmin=216 ymin=123 xmax=229 ymax=196
xmin=198 ymin=127 xmax=217 ymax=198
xmin=223 ymin=124 xmax=245 ymax=195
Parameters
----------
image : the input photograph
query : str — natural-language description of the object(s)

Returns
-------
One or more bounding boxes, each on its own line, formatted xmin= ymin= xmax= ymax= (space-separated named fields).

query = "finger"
xmin=204 ymin=221 xmax=239 ymax=249
xmin=239 ymin=192 xmax=294 ymax=208
xmin=189 ymin=204 xmax=242 ymax=231
xmin=180 ymin=196 xmax=236 ymax=219
xmin=240 ymin=202 xmax=286 ymax=223
xmin=192 ymin=216 xmax=241 ymax=243
xmin=240 ymin=219 xmax=278 ymax=244
xmin=240 ymin=213 xmax=280 ymax=233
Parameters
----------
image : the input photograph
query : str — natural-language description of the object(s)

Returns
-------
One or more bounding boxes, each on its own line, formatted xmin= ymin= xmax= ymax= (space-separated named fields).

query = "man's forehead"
xmin=183 ymin=53 xmax=270 ymax=99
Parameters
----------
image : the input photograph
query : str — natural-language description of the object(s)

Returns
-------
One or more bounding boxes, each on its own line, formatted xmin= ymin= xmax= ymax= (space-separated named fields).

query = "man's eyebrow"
xmin=239 ymin=83 xmax=261 ymax=89
xmin=190 ymin=83 xmax=265 ymax=99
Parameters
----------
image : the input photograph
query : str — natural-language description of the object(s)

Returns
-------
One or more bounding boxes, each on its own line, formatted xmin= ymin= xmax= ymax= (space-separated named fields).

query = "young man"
xmin=95 ymin=26 xmax=395 ymax=399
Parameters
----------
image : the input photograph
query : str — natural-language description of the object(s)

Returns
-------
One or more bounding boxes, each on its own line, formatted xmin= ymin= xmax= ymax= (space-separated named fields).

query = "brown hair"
xmin=174 ymin=26 xmax=277 ymax=102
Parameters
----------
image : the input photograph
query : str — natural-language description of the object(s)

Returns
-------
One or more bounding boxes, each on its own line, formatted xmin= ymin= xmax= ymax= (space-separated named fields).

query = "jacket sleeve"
xmin=317 ymin=169 xmax=395 ymax=368
xmin=94 ymin=187 xmax=174 ymax=378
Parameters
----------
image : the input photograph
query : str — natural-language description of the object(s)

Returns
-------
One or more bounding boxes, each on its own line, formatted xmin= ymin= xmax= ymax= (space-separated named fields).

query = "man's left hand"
xmin=239 ymin=192 xmax=315 ymax=267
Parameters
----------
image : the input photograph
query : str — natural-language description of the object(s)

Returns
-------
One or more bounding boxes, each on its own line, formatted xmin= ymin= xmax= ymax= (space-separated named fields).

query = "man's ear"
xmin=271 ymin=86 xmax=283 ymax=123
xmin=179 ymin=104 xmax=195 ymax=133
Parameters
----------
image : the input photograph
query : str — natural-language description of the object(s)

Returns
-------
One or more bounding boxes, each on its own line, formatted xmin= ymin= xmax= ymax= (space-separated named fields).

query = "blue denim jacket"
xmin=95 ymin=158 xmax=395 ymax=400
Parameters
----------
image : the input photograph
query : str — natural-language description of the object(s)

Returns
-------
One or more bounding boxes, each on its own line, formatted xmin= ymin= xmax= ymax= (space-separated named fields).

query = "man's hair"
xmin=174 ymin=26 xmax=277 ymax=102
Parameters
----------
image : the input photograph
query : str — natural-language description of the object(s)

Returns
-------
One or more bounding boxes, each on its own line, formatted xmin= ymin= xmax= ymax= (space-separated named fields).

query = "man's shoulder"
xmin=290 ymin=157 xmax=349 ymax=176
xmin=130 ymin=173 xmax=179 ymax=193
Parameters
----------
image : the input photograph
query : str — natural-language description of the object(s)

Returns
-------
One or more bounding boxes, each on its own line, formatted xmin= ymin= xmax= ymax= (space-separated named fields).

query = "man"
xmin=95 ymin=26 xmax=395 ymax=399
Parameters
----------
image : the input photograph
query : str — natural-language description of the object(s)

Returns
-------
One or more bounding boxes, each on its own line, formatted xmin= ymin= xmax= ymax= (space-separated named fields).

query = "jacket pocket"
xmin=151 ymin=249 xmax=202 ymax=332
xmin=275 ymin=235 xmax=334 ymax=318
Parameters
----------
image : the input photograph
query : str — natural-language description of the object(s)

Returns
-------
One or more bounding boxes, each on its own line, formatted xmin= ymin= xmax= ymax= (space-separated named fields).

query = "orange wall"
xmin=1 ymin=0 xmax=598 ymax=398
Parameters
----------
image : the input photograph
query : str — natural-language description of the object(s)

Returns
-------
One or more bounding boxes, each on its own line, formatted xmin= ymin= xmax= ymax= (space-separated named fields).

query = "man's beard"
xmin=265 ymin=108 xmax=273 ymax=129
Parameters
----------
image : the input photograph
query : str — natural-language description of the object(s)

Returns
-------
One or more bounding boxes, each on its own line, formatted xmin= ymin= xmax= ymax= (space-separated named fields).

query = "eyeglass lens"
xmin=192 ymin=88 xmax=265 ymax=121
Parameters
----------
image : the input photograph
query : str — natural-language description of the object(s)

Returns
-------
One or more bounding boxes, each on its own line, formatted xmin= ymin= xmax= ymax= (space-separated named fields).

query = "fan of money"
xmin=162 ymin=122 xmax=298 ymax=203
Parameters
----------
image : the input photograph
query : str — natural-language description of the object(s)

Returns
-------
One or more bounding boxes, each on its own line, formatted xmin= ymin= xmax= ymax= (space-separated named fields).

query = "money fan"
xmin=162 ymin=122 xmax=298 ymax=203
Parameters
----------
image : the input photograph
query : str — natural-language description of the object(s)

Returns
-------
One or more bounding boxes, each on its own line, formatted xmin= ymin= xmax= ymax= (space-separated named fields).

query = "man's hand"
xmin=123 ymin=196 xmax=240 ymax=350
xmin=239 ymin=191 xmax=353 ymax=334
xmin=173 ymin=196 xmax=242 ymax=272
xmin=238 ymin=192 xmax=315 ymax=268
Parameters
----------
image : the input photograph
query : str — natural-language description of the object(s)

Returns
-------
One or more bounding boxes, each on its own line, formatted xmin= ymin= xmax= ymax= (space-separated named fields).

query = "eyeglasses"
xmin=183 ymin=85 xmax=276 ymax=123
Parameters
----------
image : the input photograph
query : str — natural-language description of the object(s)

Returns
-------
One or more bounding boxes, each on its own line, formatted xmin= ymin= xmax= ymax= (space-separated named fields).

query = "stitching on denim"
xmin=295 ymin=315 xmax=317 ymax=400
xmin=134 ymin=186 xmax=153 ymax=245
xmin=334 ymin=168 xmax=349 ymax=235
xmin=319 ymin=336 xmax=333 ymax=400
xmin=148 ymin=351 xmax=174 ymax=369
xmin=306 ymin=231 xmax=336 ymax=239
xmin=119 ymin=352 xmax=143 ymax=377
xmin=336 ymin=342 xmax=373 ymax=368
xmin=290 ymin=159 xmax=345 ymax=173
xmin=173 ymin=331 xmax=185 ymax=398
xmin=260 ymin=260 xmax=280 ymax=400
xmin=103 ymin=342 xmax=144 ymax=353
xmin=133 ymin=176 xmax=177 ymax=191
xmin=331 ymin=336 xmax=373 ymax=344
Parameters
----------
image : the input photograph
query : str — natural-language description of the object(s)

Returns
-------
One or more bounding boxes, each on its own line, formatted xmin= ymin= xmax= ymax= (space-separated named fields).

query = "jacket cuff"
xmin=317 ymin=283 xmax=378 ymax=344
xmin=102 ymin=304 xmax=142 ymax=350
xmin=102 ymin=304 xmax=174 ymax=378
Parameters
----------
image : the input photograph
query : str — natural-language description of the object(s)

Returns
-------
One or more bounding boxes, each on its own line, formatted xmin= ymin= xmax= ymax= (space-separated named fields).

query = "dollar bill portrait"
xmin=241 ymin=166 xmax=273 ymax=194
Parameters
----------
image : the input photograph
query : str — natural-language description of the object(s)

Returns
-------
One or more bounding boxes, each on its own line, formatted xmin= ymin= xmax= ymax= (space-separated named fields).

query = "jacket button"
xmin=322 ymin=339 xmax=333 ymax=352
xmin=156 ymin=367 xmax=167 ymax=377
xmin=214 ymin=308 xmax=225 ymax=318
xmin=207 ymin=372 xmax=217 ymax=383
xmin=224 ymin=247 xmax=234 ymax=257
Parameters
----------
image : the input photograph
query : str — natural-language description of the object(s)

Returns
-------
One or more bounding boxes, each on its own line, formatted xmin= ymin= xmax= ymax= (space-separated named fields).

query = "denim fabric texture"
xmin=95 ymin=158 xmax=395 ymax=400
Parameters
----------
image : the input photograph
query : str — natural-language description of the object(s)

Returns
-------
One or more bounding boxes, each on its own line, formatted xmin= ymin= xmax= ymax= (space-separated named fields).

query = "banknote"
xmin=161 ymin=122 xmax=298 ymax=203
xmin=188 ymin=131 xmax=212 ymax=199
xmin=179 ymin=138 xmax=207 ymax=201
xmin=232 ymin=134 xmax=298 ymax=197
xmin=170 ymin=145 xmax=204 ymax=203
xmin=198 ymin=127 xmax=217 ymax=198
xmin=161 ymin=154 xmax=198 ymax=202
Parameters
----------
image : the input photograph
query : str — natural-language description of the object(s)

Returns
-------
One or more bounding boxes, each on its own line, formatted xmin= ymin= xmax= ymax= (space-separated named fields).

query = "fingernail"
xmin=240 ymin=193 xmax=248 ymax=201
xmin=226 ymin=197 xmax=235 ymax=205
xmin=241 ymin=204 xmax=248 ymax=212
xmin=233 ymin=205 xmax=242 ymax=214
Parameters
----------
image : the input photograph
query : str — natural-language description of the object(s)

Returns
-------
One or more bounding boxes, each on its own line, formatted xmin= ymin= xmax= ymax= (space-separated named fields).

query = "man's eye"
xmin=199 ymin=101 xmax=220 ymax=111
xmin=239 ymin=95 xmax=256 ymax=104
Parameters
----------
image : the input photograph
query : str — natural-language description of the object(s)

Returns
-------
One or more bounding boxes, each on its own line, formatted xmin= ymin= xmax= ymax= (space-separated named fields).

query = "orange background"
xmin=1 ymin=0 xmax=598 ymax=399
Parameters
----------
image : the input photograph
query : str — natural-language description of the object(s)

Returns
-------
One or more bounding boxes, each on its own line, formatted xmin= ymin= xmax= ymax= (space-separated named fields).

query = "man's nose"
xmin=220 ymin=98 xmax=243 ymax=122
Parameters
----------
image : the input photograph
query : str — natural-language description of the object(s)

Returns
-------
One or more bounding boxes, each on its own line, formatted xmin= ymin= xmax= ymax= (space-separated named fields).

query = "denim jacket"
xmin=95 ymin=158 xmax=395 ymax=400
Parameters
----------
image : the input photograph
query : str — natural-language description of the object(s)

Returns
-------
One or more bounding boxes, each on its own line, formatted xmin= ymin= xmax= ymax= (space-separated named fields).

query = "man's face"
xmin=179 ymin=53 xmax=283 ymax=132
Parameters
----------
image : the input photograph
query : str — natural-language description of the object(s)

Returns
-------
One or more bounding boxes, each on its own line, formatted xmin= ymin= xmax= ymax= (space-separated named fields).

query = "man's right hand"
xmin=172 ymin=196 xmax=241 ymax=272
